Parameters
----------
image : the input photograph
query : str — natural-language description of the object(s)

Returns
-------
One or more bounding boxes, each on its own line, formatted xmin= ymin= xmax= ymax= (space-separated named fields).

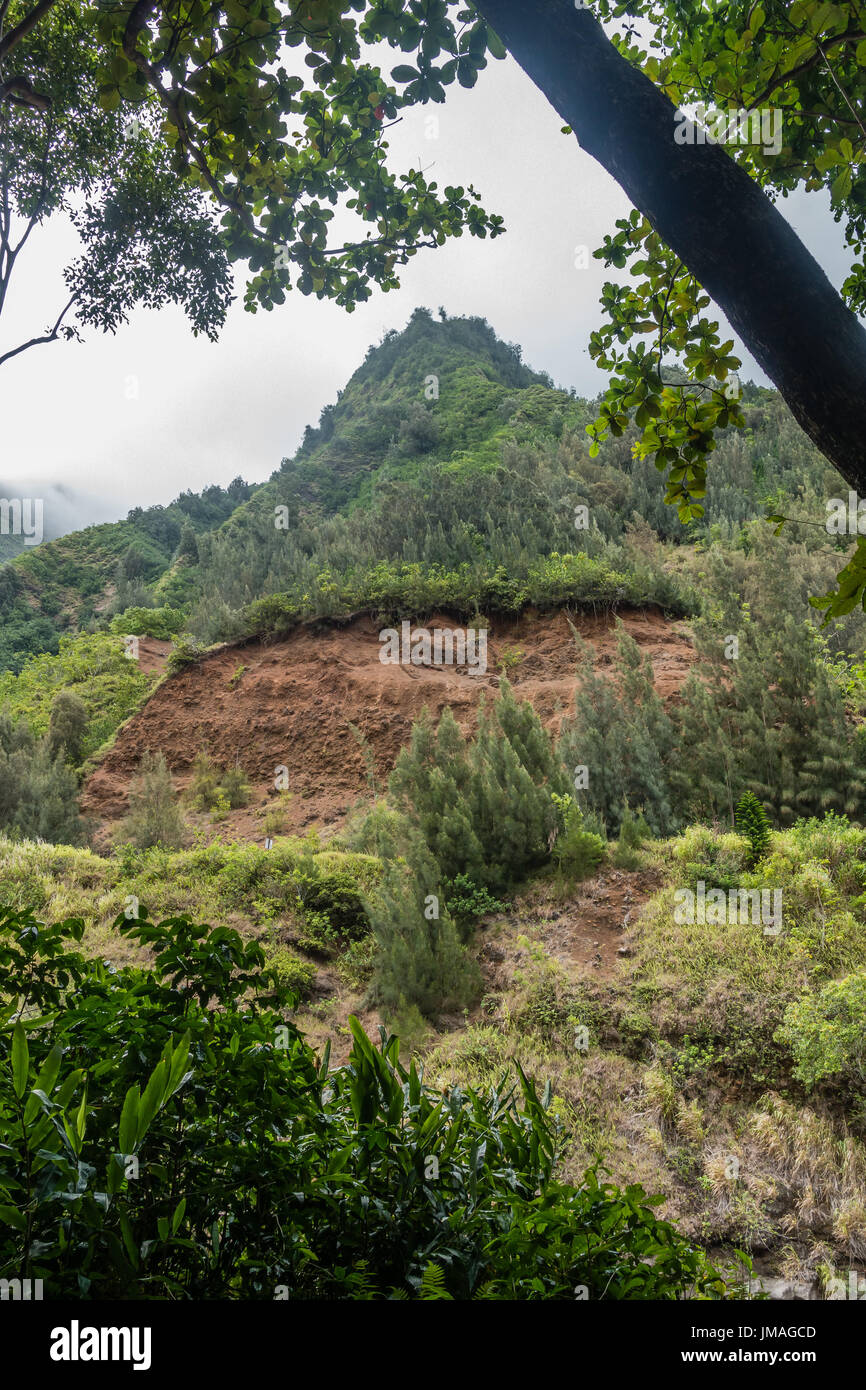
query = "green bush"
xmin=735 ymin=791 xmax=772 ymax=866
xmin=166 ymin=637 xmax=208 ymax=674
xmin=293 ymin=859 xmax=371 ymax=939
xmin=0 ymin=904 xmax=726 ymax=1300
xmin=551 ymin=796 xmax=606 ymax=883
xmin=220 ymin=764 xmax=251 ymax=809
xmin=610 ymin=806 xmax=651 ymax=870
xmin=115 ymin=751 xmax=186 ymax=850
xmin=47 ymin=690 xmax=88 ymax=765
xmin=188 ymin=750 xmax=222 ymax=811
xmin=776 ymin=973 xmax=866 ymax=1088
xmin=109 ymin=606 xmax=187 ymax=640
xmin=0 ymin=714 xmax=89 ymax=847
xmin=444 ymin=874 xmax=506 ymax=930
xmin=264 ymin=945 xmax=317 ymax=999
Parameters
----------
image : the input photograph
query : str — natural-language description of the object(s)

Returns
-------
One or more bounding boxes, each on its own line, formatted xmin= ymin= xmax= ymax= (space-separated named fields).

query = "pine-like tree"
xmin=360 ymin=805 xmax=479 ymax=1018
xmin=117 ymin=751 xmax=186 ymax=850
xmin=388 ymin=681 xmax=566 ymax=893
xmin=672 ymin=610 xmax=866 ymax=826
xmin=734 ymin=791 xmax=772 ymax=865
xmin=48 ymin=691 xmax=88 ymax=765
xmin=558 ymin=628 xmax=677 ymax=836
xmin=0 ymin=715 xmax=88 ymax=845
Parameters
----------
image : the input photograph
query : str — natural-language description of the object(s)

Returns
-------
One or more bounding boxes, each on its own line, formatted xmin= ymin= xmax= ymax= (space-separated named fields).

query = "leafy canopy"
xmin=0 ymin=1 xmax=232 ymax=365
xmin=587 ymin=0 xmax=866 ymax=613
xmin=87 ymin=0 xmax=507 ymax=312
xmin=0 ymin=902 xmax=725 ymax=1298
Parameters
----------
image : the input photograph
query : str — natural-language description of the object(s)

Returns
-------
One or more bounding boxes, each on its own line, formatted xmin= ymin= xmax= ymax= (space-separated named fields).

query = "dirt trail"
xmin=82 ymin=606 xmax=694 ymax=844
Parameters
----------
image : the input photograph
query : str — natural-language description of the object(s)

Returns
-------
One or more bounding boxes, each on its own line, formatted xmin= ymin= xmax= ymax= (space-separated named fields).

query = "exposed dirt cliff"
xmin=82 ymin=606 xmax=695 ymax=844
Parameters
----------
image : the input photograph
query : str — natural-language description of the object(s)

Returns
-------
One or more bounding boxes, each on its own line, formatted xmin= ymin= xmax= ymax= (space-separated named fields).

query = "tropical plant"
xmin=0 ymin=903 xmax=727 ymax=1300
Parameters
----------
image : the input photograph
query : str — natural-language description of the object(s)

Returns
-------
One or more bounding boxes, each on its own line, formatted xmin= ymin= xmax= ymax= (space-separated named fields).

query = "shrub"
xmin=358 ymin=807 xmax=479 ymax=1018
xmin=293 ymin=858 xmax=371 ymax=939
xmin=672 ymin=825 xmax=750 ymax=891
xmin=0 ymin=904 xmax=726 ymax=1300
xmin=220 ymin=764 xmax=251 ymax=809
xmin=337 ymin=935 xmax=377 ymax=991
xmin=166 ymin=637 xmax=208 ymax=674
xmin=262 ymin=800 xmax=290 ymax=837
xmin=444 ymin=874 xmax=506 ymax=930
xmin=0 ymin=715 xmax=88 ymax=846
xmin=551 ymin=795 xmax=606 ymax=884
xmin=776 ymin=973 xmax=866 ymax=1088
xmin=109 ymin=606 xmax=187 ymax=640
xmin=735 ymin=791 xmax=772 ymax=866
xmin=47 ymin=690 xmax=88 ymax=765
xmin=188 ymin=751 xmax=222 ymax=811
xmin=115 ymin=751 xmax=186 ymax=850
xmin=610 ymin=806 xmax=651 ymax=870
xmin=264 ymin=946 xmax=316 ymax=999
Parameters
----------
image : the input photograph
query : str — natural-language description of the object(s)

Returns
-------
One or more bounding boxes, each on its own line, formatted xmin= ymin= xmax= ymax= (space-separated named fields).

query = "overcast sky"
xmin=0 ymin=47 xmax=854 ymax=531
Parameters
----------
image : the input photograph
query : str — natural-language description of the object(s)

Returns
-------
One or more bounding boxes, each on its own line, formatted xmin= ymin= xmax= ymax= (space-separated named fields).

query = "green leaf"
xmin=119 ymin=1212 xmax=140 ymax=1269
xmin=11 ymin=1023 xmax=28 ymax=1100
xmin=172 ymin=1196 xmax=187 ymax=1235
xmin=31 ymin=1044 xmax=63 ymax=1102
xmin=137 ymin=1060 xmax=169 ymax=1145
xmin=0 ymin=1204 xmax=27 ymax=1231
xmin=119 ymin=1084 xmax=140 ymax=1155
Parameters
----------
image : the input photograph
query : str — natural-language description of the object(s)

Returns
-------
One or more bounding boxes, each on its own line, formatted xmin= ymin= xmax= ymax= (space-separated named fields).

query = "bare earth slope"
xmin=82 ymin=606 xmax=694 ymax=843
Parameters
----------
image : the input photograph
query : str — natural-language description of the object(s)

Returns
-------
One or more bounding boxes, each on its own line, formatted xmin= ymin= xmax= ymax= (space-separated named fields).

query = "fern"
xmin=419 ymin=1262 xmax=453 ymax=1301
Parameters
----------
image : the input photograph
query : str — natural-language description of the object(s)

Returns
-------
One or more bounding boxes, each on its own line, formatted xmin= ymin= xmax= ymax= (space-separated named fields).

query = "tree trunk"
xmin=474 ymin=0 xmax=866 ymax=490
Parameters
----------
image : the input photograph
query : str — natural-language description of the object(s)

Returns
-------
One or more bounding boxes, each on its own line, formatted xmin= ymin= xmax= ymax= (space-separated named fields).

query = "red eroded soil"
xmin=136 ymin=637 xmax=173 ymax=676
xmin=81 ymin=606 xmax=694 ymax=845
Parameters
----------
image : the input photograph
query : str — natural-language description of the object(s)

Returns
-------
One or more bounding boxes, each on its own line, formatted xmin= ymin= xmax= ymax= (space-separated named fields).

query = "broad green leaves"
xmin=588 ymin=1 xmax=866 ymax=589
xmin=1 ymin=3 xmax=233 ymax=358
xmin=587 ymin=211 xmax=744 ymax=522
xmin=86 ymin=1 xmax=507 ymax=311
xmin=810 ymin=535 xmax=866 ymax=620
xmin=0 ymin=902 xmax=725 ymax=1299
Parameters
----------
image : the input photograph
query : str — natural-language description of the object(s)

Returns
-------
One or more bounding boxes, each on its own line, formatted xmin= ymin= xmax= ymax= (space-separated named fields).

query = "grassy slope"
xmin=423 ymin=821 xmax=866 ymax=1287
xmin=3 ymin=816 xmax=865 ymax=1285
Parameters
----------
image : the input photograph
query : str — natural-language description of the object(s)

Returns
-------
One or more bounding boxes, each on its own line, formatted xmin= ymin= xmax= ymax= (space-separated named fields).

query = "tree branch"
xmin=0 ymin=292 xmax=76 ymax=367
xmin=0 ymin=0 xmax=61 ymax=64
xmin=473 ymin=0 xmax=866 ymax=492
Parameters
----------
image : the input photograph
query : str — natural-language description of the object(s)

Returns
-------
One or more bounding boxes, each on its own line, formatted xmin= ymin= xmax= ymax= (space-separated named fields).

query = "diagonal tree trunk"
xmin=474 ymin=0 xmax=866 ymax=490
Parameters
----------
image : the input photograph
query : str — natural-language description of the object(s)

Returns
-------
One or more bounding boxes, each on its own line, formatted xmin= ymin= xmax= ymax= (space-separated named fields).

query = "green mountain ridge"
xmin=0 ymin=477 xmax=254 ymax=673
xmin=0 ymin=306 xmax=857 ymax=676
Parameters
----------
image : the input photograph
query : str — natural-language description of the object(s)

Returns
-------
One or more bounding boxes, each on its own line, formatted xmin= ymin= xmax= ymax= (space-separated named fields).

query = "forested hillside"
xmin=0 ymin=477 xmax=253 ymax=673
xmin=3 ymin=308 xmax=859 ymax=665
